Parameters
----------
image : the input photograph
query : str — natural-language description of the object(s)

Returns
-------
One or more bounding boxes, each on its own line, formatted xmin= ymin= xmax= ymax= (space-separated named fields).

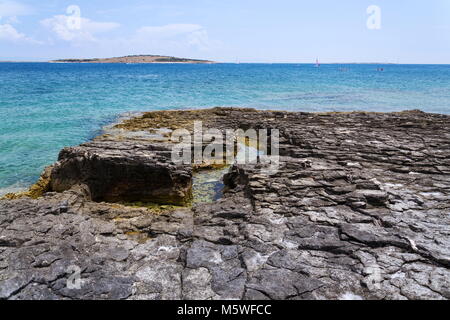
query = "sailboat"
xmin=315 ymin=58 xmax=320 ymax=68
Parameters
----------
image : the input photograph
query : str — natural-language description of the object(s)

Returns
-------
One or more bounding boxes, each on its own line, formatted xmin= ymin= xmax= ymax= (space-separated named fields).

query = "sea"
xmin=1 ymin=62 xmax=449 ymax=195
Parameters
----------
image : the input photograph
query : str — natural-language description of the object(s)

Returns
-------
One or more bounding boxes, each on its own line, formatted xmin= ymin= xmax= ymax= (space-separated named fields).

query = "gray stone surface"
xmin=50 ymin=141 xmax=192 ymax=205
xmin=1 ymin=108 xmax=449 ymax=300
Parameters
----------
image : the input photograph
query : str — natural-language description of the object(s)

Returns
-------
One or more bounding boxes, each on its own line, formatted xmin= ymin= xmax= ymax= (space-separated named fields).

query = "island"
xmin=49 ymin=55 xmax=215 ymax=64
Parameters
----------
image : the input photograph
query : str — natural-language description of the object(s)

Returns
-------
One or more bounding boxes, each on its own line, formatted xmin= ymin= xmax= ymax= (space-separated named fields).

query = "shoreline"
xmin=0 ymin=107 xmax=446 ymax=197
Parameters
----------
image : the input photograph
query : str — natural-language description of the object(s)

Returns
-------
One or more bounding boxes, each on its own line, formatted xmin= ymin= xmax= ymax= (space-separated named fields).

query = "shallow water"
xmin=192 ymin=167 xmax=230 ymax=204
xmin=1 ymin=62 xmax=449 ymax=193
xmin=192 ymin=142 xmax=262 ymax=203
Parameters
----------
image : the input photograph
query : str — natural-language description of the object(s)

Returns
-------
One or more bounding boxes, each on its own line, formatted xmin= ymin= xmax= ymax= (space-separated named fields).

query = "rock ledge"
xmin=1 ymin=108 xmax=449 ymax=300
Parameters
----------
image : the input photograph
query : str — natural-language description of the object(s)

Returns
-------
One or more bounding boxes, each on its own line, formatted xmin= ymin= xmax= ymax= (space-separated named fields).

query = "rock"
xmin=355 ymin=190 xmax=388 ymax=206
xmin=246 ymin=269 xmax=323 ymax=300
xmin=107 ymin=247 xmax=130 ymax=262
xmin=49 ymin=141 xmax=192 ymax=205
xmin=182 ymin=267 xmax=218 ymax=300
xmin=0 ymin=108 xmax=449 ymax=300
xmin=0 ymin=275 xmax=33 ymax=299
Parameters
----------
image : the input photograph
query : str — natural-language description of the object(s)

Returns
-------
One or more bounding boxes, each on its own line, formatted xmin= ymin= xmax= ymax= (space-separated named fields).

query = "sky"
xmin=0 ymin=0 xmax=449 ymax=63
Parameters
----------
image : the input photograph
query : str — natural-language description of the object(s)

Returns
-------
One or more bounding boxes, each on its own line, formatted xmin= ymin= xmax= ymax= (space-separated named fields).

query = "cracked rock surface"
xmin=1 ymin=108 xmax=449 ymax=300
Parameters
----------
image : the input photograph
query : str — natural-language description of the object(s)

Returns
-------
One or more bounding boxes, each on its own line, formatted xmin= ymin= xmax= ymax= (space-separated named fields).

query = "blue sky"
xmin=0 ymin=0 xmax=449 ymax=63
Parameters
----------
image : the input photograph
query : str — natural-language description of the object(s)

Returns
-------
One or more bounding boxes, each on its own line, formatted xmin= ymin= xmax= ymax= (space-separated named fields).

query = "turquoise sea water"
xmin=1 ymin=62 xmax=450 ymax=194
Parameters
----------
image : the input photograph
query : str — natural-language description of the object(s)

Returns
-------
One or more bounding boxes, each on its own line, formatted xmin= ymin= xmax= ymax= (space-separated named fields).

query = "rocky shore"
xmin=1 ymin=108 xmax=449 ymax=300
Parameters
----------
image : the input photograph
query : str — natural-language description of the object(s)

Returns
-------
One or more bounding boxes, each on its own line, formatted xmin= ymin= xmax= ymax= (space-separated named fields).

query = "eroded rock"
xmin=1 ymin=108 xmax=449 ymax=300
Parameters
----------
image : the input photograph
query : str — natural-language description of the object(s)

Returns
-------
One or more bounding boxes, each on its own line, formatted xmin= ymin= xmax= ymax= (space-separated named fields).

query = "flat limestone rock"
xmin=1 ymin=108 xmax=449 ymax=300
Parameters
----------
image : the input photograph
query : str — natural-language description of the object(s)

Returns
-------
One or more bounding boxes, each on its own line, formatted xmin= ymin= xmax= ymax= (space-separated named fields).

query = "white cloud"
xmin=187 ymin=29 xmax=212 ymax=51
xmin=0 ymin=0 xmax=32 ymax=18
xmin=135 ymin=24 xmax=203 ymax=39
xmin=0 ymin=23 xmax=40 ymax=43
xmin=41 ymin=15 xmax=120 ymax=43
xmin=131 ymin=24 xmax=213 ymax=51
xmin=0 ymin=23 xmax=23 ymax=39
xmin=0 ymin=1 xmax=40 ymax=44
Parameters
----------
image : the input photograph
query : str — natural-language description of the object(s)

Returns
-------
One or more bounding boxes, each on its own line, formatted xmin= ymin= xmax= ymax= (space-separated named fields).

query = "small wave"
xmin=115 ymin=74 xmax=160 ymax=80
xmin=101 ymin=111 xmax=144 ymax=133
xmin=0 ymin=182 xmax=29 ymax=197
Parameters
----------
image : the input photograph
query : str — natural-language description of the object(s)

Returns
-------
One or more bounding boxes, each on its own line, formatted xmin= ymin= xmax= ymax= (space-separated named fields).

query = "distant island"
xmin=49 ymin=55 xmax=215 ymax=64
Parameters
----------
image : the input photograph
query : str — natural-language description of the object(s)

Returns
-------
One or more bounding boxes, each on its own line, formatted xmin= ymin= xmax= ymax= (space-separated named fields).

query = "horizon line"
xmin=1 ymin=60 xmax=449 ymax=65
